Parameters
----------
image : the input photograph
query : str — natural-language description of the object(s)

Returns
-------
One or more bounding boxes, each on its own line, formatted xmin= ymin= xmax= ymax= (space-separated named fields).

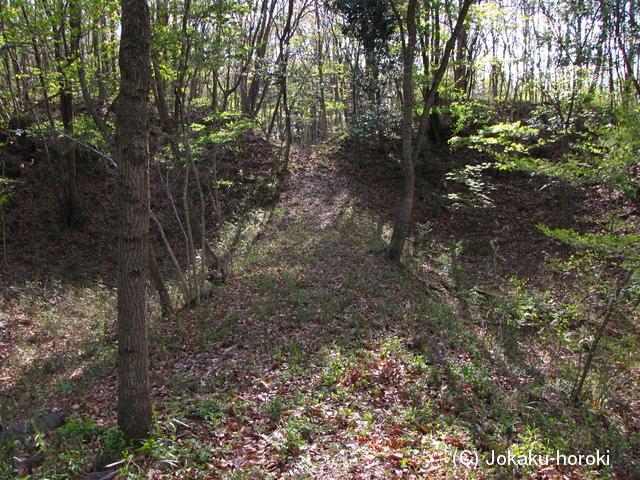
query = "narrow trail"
xmin=281 ymin=149 xmax=359 ymax=230
xmin=2 ymin=146 xmax=639 ymax=479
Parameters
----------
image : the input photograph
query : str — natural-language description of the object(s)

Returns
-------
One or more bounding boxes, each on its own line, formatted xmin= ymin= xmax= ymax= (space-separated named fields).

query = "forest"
xmin=0 ymin=0 xmax=639 ymax=478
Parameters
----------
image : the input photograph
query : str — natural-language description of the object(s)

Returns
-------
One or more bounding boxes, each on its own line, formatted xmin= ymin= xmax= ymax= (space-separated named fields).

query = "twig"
xmin=570 ymin=269 xmax=634 ymax=404
xmin=52 ymin=130 xmax=117 ymax=168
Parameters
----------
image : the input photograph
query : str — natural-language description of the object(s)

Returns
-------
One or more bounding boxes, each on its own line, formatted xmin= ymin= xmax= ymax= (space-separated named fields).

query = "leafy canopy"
xmin=328 ymin=0 xmax=397 ymax=56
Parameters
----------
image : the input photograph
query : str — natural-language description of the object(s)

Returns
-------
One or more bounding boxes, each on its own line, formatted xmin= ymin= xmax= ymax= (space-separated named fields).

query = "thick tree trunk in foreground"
xmin=116 ymin=0 xmax=152 ymax=441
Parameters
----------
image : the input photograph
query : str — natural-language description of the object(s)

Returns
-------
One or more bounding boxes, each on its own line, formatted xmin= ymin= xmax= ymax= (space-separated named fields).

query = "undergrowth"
xmin=0 ymin=147 xmax=638 ymax=479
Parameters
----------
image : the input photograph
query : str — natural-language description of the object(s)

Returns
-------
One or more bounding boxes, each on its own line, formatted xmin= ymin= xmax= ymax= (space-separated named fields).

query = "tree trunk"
xmin=414 ymin=0 xmax=474 ymax=162
xmin=276 ymin=0 xmax=296 ymax=175
xmin=20 ymin=4 xmax=55 ymax=127
xmin=454 ymin=25 xmax=469 ymax=96
xmin=56 ymin=0 xmax=81 ymax=228
xmin=61 ymin=84 xmax=80 ymax=227
xmin=149 ymin=243 xmax=173 ymax=318
xmin=245 ymin=0 xmax=276 ymax=118
xmin=570 ymin=269 xmax=632 ymax=404
xmin=388 ymin=0 xmax=417 ymax=262
xmin=388 ymin=0 xmax=474 ymax=261
xmin=116 ymin=0 xmax=153 ymax=442
xmin=315 ymin=0 xmax=328 ymax=141
xmin=281 ymin=73 xmax=292 ymax=173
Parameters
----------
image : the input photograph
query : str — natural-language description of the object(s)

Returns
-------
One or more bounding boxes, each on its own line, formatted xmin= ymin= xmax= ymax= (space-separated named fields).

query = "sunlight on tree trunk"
xmin=388 ymin=0 xmax=474 ymax=261
xmin=387 ymin=0 xmax=417 ymax=262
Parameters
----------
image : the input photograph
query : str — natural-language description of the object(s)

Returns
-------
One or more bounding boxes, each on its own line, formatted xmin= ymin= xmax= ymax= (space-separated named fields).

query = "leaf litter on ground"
xmin=1 ymin=141 xmax=638 ymax=479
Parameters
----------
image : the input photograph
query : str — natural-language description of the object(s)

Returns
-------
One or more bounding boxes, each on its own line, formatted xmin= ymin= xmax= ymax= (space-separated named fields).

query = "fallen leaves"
xmin=2 ymin=144 xmax=639 ymax=479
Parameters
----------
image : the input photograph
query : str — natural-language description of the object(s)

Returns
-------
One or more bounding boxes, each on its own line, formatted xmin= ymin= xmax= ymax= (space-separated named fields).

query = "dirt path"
xmin=3 ymin=145 xmax=638 ymax=480
xmin=281 ymin=149 xmax=357 ymax=230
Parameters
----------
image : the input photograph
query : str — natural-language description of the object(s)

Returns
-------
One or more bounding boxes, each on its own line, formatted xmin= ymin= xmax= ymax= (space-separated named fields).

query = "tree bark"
xmin=54 ymin=0 xmax=81 ymax=227
xmin=276 ymin=0 xmax=296 ymax=175
xmin=388 ymin=0 xmax=417 ymax=262
xmin=388 ymin=0 xmax=474 ymax=261
xmin=315 ymin=0 xmax=328 ymax=141
xmin=149 ymin=243 xmax=173 ymax=317
xmin=116 ymin=0 xmax=153 ymax=441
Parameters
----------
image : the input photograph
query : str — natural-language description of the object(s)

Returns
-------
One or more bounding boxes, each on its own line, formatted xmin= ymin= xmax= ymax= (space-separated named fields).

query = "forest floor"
xmin=1 ymin=135 xmax=639 ymax=479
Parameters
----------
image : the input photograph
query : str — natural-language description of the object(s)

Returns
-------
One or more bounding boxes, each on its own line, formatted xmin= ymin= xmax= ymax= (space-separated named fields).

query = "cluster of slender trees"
xmin=0 ymin=0 xmax=637 ymax=218
xmin=1 ymin=0 xmax=639 ymax=440
xmin=1 ymin=0 xmax=638 ymax=248
xmin=2 ymin=0 xmax=638 ymax=136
